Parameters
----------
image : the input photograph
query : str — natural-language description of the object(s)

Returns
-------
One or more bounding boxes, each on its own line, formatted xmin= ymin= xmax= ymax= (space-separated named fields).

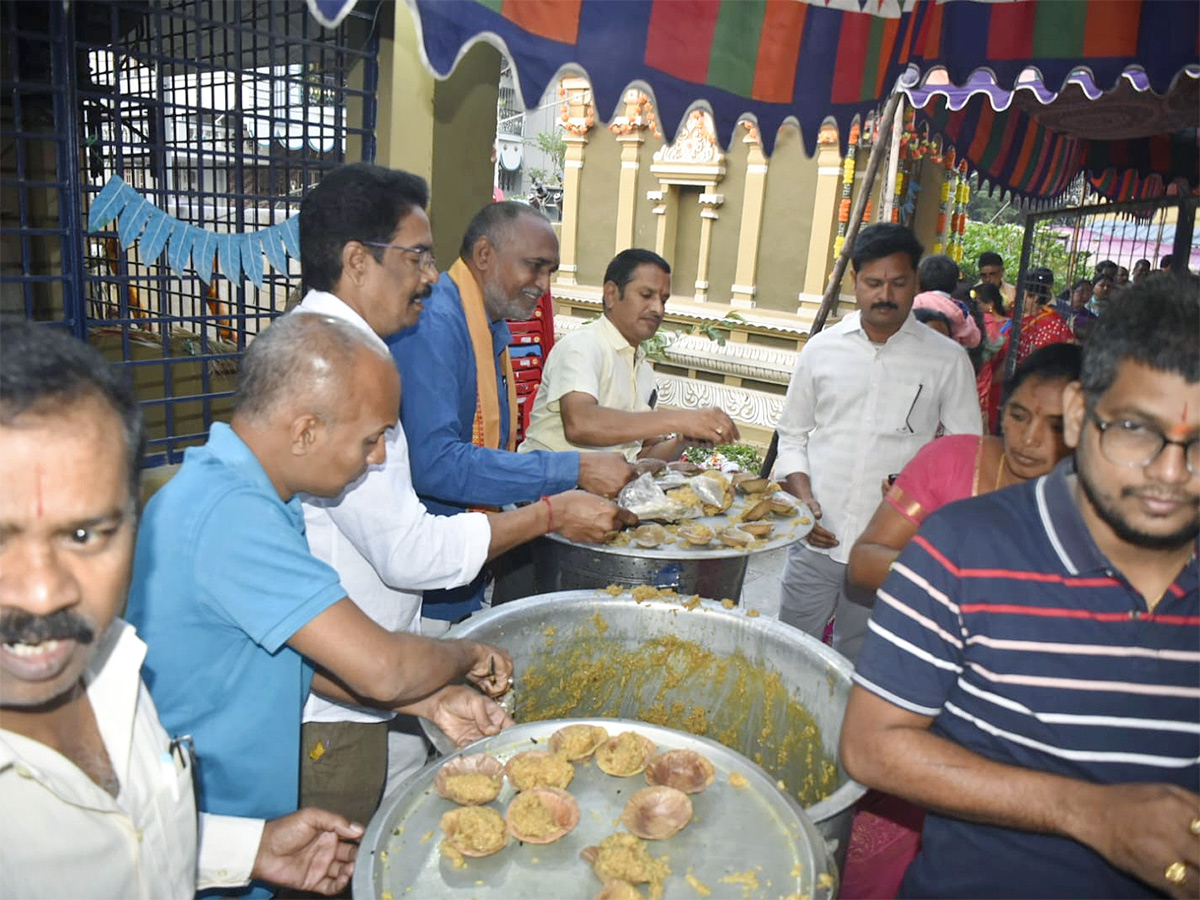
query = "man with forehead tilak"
xmin=0 ymin=324 xmax=362 ymax=899
xmin=842 ymin=275 xmax=1200 ymax=898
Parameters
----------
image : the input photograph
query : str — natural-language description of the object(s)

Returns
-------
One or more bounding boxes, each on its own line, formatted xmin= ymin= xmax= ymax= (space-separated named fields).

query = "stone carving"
xmin=654 ymin=374 xmax=785 ymax=429
xmin=655 ymin=110 xmax=720 ymax=165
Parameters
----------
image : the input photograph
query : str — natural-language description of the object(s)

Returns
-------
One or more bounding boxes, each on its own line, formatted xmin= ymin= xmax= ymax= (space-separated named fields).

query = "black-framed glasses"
xmin=361 ymin=241 xmax=437 ymax=271
xmin=1087 ymin=409 xmax=1200 ymax=475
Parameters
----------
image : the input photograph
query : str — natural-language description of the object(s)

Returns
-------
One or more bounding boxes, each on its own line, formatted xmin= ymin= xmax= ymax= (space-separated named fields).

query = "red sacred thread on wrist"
xmin=541 ymin=495 xmax=554 ymax=533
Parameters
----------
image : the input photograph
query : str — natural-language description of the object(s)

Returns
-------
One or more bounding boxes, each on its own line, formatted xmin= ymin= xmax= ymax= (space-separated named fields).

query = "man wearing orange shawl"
xmin=389 ymin=203 xmax=633 ymax=624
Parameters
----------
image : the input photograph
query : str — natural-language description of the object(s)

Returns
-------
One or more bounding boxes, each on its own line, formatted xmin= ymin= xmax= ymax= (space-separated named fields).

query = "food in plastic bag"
xmin=616 ymin=473 xmax=700 ymax=521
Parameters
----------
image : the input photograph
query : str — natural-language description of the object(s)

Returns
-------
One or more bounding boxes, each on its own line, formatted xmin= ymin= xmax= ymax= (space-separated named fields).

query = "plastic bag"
xmin=616 ymin=473 xmax=700 ymax=521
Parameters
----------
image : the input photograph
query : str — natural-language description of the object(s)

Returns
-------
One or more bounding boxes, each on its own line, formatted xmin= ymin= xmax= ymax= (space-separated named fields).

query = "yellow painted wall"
xmin=706 ymin=135 xmax=747 ymax=304
xmin=376 ymin=1 xmax=500 ymax=265
xmin=672 ymin=185 xmax=704 ymax=293
xmin=633 ymin=138 xmax=665 ymax=251
xmin=575 ymin=129 xmax=622 ymax=284
xmin=756 ymin=126 xmax=819 ymax=313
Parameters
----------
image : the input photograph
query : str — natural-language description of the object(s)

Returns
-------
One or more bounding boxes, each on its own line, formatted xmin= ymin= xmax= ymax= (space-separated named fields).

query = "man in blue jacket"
xmin=388 ymin=202 xmax=633 ymax=623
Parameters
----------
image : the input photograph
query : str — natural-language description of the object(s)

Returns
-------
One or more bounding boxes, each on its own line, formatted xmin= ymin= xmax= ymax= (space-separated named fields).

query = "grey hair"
xmin=233 ymin=312 xmax=391 ymax=425
xmin=459 ymin=201 xmax=548 ymax=261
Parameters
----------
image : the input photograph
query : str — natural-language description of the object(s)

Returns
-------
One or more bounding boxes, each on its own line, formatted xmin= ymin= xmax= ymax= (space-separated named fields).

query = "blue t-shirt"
xmin=127 ymin=424 xmax=346 ymax=828
xmin=388 ymin=270 xmax=579 ymax=620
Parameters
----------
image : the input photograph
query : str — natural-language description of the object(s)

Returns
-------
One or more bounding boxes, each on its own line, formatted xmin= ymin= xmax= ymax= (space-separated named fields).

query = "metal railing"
xmin=1 ymin=0 xmax=381 ymax=465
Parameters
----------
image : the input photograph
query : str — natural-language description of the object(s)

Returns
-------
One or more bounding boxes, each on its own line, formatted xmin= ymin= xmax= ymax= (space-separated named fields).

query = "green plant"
xmin=960 ymin=220 xmax=1088 ymax=293
xmin=527 ymin=130 xmax=566 ymax=183
xmin=683 ymin=442 xmax=764 ymax=471
xmin=642 ymin=313 xmax=746 ymax=362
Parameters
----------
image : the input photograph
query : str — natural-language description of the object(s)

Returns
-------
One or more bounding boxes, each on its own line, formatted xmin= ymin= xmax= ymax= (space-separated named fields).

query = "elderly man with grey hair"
xmin=126 ymin=313 xmax=514 ymax=896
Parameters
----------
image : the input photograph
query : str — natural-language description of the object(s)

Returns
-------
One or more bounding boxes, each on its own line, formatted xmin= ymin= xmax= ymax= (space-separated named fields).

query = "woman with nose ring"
xmin=839 ymin=342 xmax=1082 ymax=900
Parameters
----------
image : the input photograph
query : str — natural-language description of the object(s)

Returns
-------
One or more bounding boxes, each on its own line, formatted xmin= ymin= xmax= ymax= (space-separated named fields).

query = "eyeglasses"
xmin=362 ymin=241 xmax=437 ymax=272
xmin=1087 ymin=409 xmax=1200 ymax=475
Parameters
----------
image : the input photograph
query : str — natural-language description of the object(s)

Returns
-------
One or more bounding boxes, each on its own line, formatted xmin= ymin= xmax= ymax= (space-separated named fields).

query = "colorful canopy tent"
xmin=904 ymin=66 xmax=1199 ymax=205
xmin=401 ymin=0 xmax=1198 ymax=168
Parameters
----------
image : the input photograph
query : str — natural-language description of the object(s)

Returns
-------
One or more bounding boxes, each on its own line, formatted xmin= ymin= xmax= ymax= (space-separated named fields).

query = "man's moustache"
xmin=872 ymin=302 xmax=898 ymax=311
xmin=411 ymin=285 xmax=433 ymax=302
xmin=0 ymin=608 xmax=95 ymax=646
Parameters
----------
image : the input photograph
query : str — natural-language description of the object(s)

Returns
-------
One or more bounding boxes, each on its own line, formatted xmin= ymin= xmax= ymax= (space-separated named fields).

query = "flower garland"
xmin=608 ymin=90 xmax=661 ymax=139
xmin=833 ymin=121 xmax=861 ymax=258
xmin=558 ymin=83 xmax=596 ymax=136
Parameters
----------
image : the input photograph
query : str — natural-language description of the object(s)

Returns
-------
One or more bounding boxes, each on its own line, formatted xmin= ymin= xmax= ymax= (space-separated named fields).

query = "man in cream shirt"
xmin=521 ymin=248 xmax=738 ymax=461
xmin=775 ymin=224 xmax=981 ymax=664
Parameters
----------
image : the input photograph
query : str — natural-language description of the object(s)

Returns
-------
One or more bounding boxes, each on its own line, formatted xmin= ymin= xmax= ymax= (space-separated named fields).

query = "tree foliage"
xmin=960 ymin=220 xmax=1088 ymax=293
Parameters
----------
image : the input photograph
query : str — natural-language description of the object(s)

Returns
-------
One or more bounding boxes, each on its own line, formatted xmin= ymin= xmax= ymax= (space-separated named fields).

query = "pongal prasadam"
xmin=644 ymin=749 xmax=715 ymax=794
xmin=438 ymin=805 xmax=508 ymax=858
xmin=505 ymin=749 xmax=575 ymax=791
xmin=593 ymin=880 xmax=645 ymax=900
xmin=505 ymin=786 xmax=580 ymax=844
xmin=433 ymin=753 xmax=505 ymax=805
xmin=595 ymin=732 xmax=657 ymax=777
xmin=582 ymin=833 xmax=671 ymax=888
xmin=621 ymin=785 xmax=693 ymax=840
xmin=549 ymin=723 xmax=609 ymax=761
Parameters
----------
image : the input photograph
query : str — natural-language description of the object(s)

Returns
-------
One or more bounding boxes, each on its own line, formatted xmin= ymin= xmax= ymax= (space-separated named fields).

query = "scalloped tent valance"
xmin=905 ymin=66 xmax=1199 ymax=207
xmin=309 ymin=0 xmax=1198 ymax=203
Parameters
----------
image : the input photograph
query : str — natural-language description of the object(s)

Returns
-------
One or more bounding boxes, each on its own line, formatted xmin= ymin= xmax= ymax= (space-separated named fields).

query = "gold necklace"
xmin=995 ymin=451 xmax=1007 ymax=491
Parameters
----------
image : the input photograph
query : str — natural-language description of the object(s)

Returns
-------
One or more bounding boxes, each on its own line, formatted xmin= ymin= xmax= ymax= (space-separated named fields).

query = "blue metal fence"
xmin=1 ymin=0 xmax=381 ymax=466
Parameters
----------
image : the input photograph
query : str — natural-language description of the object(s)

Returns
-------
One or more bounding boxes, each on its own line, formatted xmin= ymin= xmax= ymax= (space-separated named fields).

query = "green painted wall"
xmin=756 ymin=126 xmax=818 ymax=313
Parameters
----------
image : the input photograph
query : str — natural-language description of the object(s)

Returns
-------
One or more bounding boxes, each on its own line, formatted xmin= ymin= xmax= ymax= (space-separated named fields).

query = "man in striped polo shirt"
xmin=841 ymin=275 xmax=1199 ymax=899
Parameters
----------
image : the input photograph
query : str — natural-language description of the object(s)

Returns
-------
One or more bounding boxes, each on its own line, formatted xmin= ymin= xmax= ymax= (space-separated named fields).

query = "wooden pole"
xmin=809 ymin=90 xmax=904 ymax=336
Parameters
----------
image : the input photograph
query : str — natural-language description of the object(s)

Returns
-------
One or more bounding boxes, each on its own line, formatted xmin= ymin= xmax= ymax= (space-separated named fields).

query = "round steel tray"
xmin=355 ymin=718 xmax=836 ymax=900
xmin=546 ymin=492 xmax=815 ymax=560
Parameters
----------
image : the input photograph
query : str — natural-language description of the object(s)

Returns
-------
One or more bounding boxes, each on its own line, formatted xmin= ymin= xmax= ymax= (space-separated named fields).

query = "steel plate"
xmin=546 ymin=493 xmax=815 ymax=561
xmin=355 ymin=718 xmax=836 ymax=900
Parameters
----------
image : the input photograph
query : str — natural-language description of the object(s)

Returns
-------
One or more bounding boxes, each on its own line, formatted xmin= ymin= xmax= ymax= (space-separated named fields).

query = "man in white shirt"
xmin=520 ymin=247 xmax=738 ymax=460
xmin=293 ymin=163 xmax=629 ymax=823
xmin=775 ymin=224 xmax=981 ymax=663
xmin=0 ymin=323 xmax=361 ymax=898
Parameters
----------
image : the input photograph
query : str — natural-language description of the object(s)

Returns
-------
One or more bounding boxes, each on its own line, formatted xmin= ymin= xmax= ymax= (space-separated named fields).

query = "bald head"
xmin=233 ymin=312 xmax=393 ymax=427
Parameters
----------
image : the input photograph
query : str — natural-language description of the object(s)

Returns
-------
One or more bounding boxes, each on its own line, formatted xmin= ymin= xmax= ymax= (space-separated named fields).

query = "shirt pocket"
xmin=880 ymin=376 xmax=939 ymax=437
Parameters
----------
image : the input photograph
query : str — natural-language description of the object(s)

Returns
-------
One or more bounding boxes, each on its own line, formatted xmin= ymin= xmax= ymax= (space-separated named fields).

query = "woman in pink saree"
xmin=839 ymin=342 xmax=1082 ymax=899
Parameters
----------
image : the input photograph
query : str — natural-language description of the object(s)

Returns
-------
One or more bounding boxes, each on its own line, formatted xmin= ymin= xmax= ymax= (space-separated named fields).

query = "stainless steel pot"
xmin=532 ymin=537 xmax=751 ymax=599
xmin=532 ymin=494 xmax=814 ymax=600
xmin=434 ymin=591 xmax=866 ymax=871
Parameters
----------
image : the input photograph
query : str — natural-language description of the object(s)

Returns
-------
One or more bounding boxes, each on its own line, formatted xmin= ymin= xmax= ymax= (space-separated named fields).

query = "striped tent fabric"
xmin=912 ymin=94 xmax=1198 ymax=204
xmin=413 ymin=0 xmax=1199 ymax=167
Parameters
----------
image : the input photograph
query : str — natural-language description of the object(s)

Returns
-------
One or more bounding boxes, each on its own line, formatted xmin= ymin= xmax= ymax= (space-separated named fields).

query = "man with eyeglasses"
xmin=290 ymin=165 xmax=627 ymax=824
xmin=841 ymin=274 xmax=1199 ymax=899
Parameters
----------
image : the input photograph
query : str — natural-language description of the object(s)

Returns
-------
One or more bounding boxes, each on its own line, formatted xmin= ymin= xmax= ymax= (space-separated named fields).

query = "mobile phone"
xmin=887 ymin=473 xmax=898 ymax=485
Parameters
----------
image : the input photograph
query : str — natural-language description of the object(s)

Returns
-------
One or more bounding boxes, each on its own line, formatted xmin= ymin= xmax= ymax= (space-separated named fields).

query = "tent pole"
xmin=882 ymin=95 xmax=905 ymax=223
xmin=809 ymin=90 xmax=904 ymax=336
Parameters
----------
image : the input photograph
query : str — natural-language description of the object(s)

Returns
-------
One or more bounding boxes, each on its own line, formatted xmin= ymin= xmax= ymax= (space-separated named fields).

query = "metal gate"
xmin=1007 ymin=195 xmax=1199 ymax=376
xmin=1 ymin=0 xmax=381 ymax=465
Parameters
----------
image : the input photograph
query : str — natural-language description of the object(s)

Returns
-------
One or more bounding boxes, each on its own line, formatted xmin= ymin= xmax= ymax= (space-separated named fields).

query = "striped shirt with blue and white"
xmin=855 ymin=458 xmax=1199 ymax=899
